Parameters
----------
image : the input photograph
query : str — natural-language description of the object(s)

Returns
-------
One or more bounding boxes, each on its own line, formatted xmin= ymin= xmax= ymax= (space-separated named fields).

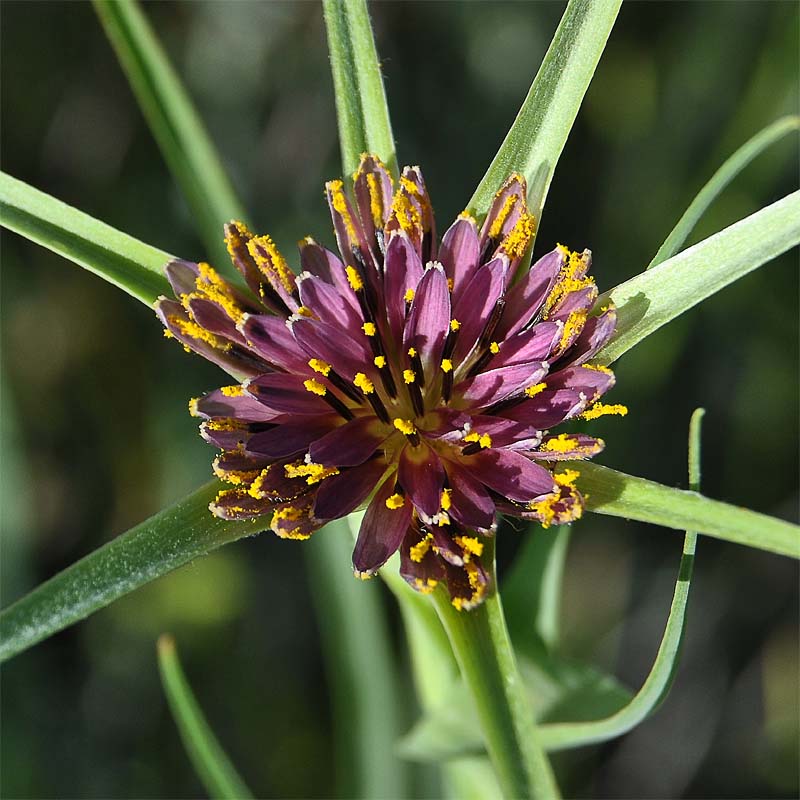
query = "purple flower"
xmin=156 ymin=155 xmax=626 ymax=610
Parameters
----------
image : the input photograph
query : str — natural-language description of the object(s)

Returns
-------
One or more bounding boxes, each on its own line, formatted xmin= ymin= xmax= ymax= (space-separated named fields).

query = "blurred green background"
xmin=1 ymin=1 xmax=797 ymax=798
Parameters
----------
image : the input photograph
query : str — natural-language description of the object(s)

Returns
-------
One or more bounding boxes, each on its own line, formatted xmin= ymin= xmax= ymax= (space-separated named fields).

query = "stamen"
xmin=363 ymin=322 xmax=377 ymax=337
xmin=308 ymin=359 xmax=331 ymax=376
xmin=385 ymin=492 xmax=405 ymax=510
xmin=303 ymin=379 xmax=327 ymax=396
xmin=354 ymin=372 xmax=374 ymax=394
xmin=403 ymin=369 xmax=416 ymax=384
xmin=581 ymin=402 xmax=628 ymax=420
xmin=393 ymin=418 xmax=416 ymax=435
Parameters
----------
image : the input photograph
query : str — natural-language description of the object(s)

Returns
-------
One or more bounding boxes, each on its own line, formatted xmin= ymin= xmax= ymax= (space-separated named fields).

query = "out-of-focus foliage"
xmin=1 ymin=2 xmax=797 ymax=798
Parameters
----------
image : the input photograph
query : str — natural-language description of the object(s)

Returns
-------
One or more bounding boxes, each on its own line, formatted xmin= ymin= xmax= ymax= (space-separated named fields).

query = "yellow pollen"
xmin=488 ymin=193 xmax=517 ymax=239
xmin=455 ymin=535 xmax=484 ymax=558
xmin=393 ymin=418 xmax=416 ymax=435
xmin=308 ymin=359 xmax=331 ymax=376
xmin=220 ymin=385 xmax=244 ymax=397
xmin=296 ymin=305 xmax=314 ymax=318
xmin=303 ymin=379 xmax=327 ymax=396
xmin=385 ymin=493 xmax=405 ymax=510
xmin=365 ymin=172 xmax=384 ymax=227
xmin=362 ymin=322 xmax=377 ymax=336
xmin=447 ymin=278 xmax=454 ymax=291
xmin=479 ymin=433 xmax=492 ymax=449
xmin=441 ymin=489 xmax=452 ymax=511
xmin=404 ymin=287 xmax=415 ymax=302
xmin=541 ymin=433 xmax=579 ymax=453
xmin=400 ymin=175 xmax=420 ymax=195
xmin=525 ymin=383 xmax=547 ymax=398
xmin=373 ymin=355 xmax=386 ymax=368
xmin=558 ymin=309 xmax=587 ymax=349
xmin=246 ymin=236 xmax=295 ymax=295
xmin=204 ymin=418 xmax=248 ymax=432
xmin=556 ymin=468 xmax=581 ymax=487
xmin=329 ymin=180 xmax=358 ymax=240
xmin=581 ymin=402 xmax=628 ymax=421
xmin=186 ymin=261 xmax=247 ymax=324
xmin=501 ymin=212 xmax=536 ymax=259
xmin=489 ymin=341 xmax=500 ymax=354
xmin=188 ymin=397 xmax=200 ymax=416
xmin=441 ymin=359 xmax=453 ymax=373
xmin=345 ymin=265 xmax=364 ymax=291
xmin=284 ymin=461 xmax=340 ymax=485
xmin=169 ymin=315 xmax=230 ymax=351
xmin=450 ymin=319 xmax=461 ymax=332
xmin=583 ymin=363 xmax=613 ymax=375
xmin=410 ymin=533 xmax=433 ymax=562
xmin=403 ymin=369 xmax=416 ymax=384
xmin=212 ymin=459 xmax=259 ymax=486
xmin=407 ymin=347 xmax=417 ymax=358
xmin=354 ymin=372 xmax=374 ymax=394
xmin=413 ymin=578 xmax=438 ymax=594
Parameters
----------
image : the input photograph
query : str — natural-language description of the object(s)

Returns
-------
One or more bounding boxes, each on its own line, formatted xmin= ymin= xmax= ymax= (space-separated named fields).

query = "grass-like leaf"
xmin=94 ymin=0 xmax=248 ymax=267
xmin=0 ymin=172 xmax=171 ymax=305
xmin=305 ymin=524 xmax=406 ymax=799
xmin=157 ymin=634 xmax=254 ymax=800
xmin=468 ymin=0 xmax=621 ymax=222
xmin=650 ymin=116 xmax=800 ymax=268
xmin=323 ymin=0 xmax=397 ymax=178
xmin=578 ymin=461 xmax=798 ymax=559
xmin=538 ymin=409 xmax=704 ymax=750
xmin=0 ymin=481 xmax=263 ymax=663
xmin=598 ymin=190 xmax=800 ymax=364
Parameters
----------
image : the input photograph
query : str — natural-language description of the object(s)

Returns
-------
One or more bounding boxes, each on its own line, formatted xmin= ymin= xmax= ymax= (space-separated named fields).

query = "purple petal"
xmin=309 ymin=415 xmax=390 ymax=466
xmin=384 ymin=232 xmax=424 ymax=342
xmin=479 ymin=173 xmax=527 ymax=249
xmin=445 ymin=462 xmax=496 ymax=530
xmin=313 ymin=459 xmax=387 ymax=520
xmin=296 ymin=272 xmax=362 ymax=331
xmin=193 ymin=387 xmax=282 ymax=421
xmin=398 ymin=444 xmax=445 ymax=518
xmin=403 ymin=264 xmax=451 ymax=370
xmin=246 ymin=373 xmax=333 ymax=415
xmin=353 ymin=476 xmax=414 ymax=575
xmin=456 ymin=362 xmax=548 ymax=409
xmin=489 ymin=322 xmax=562 ymax=368
xmin=186 ymin=297 xmax=246 ymax=344
xmin=353 ymin=154 xmax=394 ymax=242
xmin=165 ymin=258 xmax=200 ymax=296
xmin=495 ymin=248 xmax=565 ymax=339
xmin=248 ymin=417 xmax=339 ymax=459
xmin=501 ymin=388 xmax=585 ymax=428
xmin=451 ymin=257 xmax=508 ymax=363
xmin=290 ymin=317 xmax=372 ymax=381
xmin=558 ymin=306 xmax=617 ymax=366
xmin=239 ymin=313 xmax=310 ymax=372
xmin=462 ymin=448 xmax=556 ymax=503
xmin=439 ymin=216 xmax=480 ymax=305
xmin=546 ymin=365 xmax=615 ymax=403
xmin=209 ymin=488 xmax=271 ymax=520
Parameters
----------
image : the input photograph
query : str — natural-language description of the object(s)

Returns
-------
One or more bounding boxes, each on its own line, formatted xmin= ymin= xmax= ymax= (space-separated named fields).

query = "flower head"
xmin=156 ymin=155 xmax=624 ymax=610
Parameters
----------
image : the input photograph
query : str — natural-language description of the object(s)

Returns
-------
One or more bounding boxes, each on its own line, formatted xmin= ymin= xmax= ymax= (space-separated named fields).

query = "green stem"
xmin=431 ymin=542 xmax=560 ymax=800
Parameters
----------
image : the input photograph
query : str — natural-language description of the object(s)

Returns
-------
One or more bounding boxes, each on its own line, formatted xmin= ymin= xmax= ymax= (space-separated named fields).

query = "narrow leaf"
xmin=305 ymin=523 xmax=406 ymax=799
xmin=323 ymin=0 xmax=397 ymax=178
xmin=157 ymin=634 xmax=254 ymax=800
xmin=597 ymin=191 xmax=800 ymax=364
xmin=578 ymin=461 xmax=799 ymax=559
xmin=0 ymin=172 xmax=171 ymax=306
xmin=650 ymin=116 xmax=800 ymax=268
xmin=538 ymin=409 xmax=705 ymax=750
xmin=0 ymin=481 xmax=263 ymax=662
xmin=94 ymin=0 xmax=248 ymax=266
xmin=468 ymin=0 xmax=621 ymax=221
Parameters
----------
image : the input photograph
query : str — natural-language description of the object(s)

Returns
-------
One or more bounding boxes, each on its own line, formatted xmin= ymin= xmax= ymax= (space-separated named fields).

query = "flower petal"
xmin=309 ymin=415 xmax=390 ymax=466
xmin=501 ymin=388 xmax=585 ymax=428
xmin=296 ymin=272 xmax=362 ymax=331
xmin=313 ymin=459 xmax=387 ymax=520
xmin=456 ymin=362 xmax=548 ymax=409
xmin=290 ymin=317 xmax=372 ymax=381
xmin=462 ymin=448 xmax=556 ymax=503
xmin=246 ymin=373 xmax=334 ymax=415
xmin=398 ymin=444 xmax=445 ymax=518
xmin=403 ymin=264 xmax=451 ymax=371
xmin=439 ymin=216 xmax=480 ymax=305
xmin=353 ymin=476 xmax=414 ymax=575
xmin=489 ymin=322 xmax=562 ymax=368
xmin=384 ymin=231 xmax=424 ymax=342
xmin=445 ymin=462 xmax=496 ymax=530
xmin=238 ymin=313 xmax=310 ymax=372
xmin=247 ymin=417 xmax=339 ymax=459
xmin=557 ymin=306 xmax=617 ymax=366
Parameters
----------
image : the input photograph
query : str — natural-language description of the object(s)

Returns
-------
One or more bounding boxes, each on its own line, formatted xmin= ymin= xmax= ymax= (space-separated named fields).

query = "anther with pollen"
xmin=393 ymin=418 xmax=421 ymax=447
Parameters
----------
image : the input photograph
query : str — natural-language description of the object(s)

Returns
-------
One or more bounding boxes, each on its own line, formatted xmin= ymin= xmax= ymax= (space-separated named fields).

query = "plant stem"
xmin=431 ymin=541 xmax=561 ymax=799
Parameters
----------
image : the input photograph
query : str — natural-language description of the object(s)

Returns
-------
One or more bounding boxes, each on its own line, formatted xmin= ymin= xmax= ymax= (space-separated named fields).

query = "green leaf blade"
xmin=323 ymin=0 xmax=397 ymax=178
xmin=579 ymin=462 xmax=799 ymax=559
xmin=94 ymin=0 xmax=248 ymax=266
xmin=157 ymin=634 xmax=254 ymax=800
xmin=0 ymin=172 xmax=172 ymax=306
xmin=598 ymin=190 xmax=800 ymax=364
xmin=0 ymin=481 xmax=262 ymax=663
xmin=468 ymin=0 xmax=621 ymax=221
xmin=650 ymin=116 xmax=800 ymax=268
xmin=539 ymin=409 xmax=705 ymax=751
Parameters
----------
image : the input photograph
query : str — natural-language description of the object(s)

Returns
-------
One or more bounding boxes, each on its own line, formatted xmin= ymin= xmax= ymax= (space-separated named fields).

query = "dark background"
xmin=1 ymin=1 xmax=798 ymax=798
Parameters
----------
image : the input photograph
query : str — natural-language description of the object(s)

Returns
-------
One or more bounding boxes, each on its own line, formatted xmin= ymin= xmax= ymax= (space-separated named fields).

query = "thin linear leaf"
xmin=650 ymin=116 xmax=800 ymax=268
xmin=0 ymin=481 xmax=263 ymax=663
xmin=538 ymin=409 xmax=704 ymax=750
xmin=305 ymin=524 xmax=406 ymax=799
xmin=468 ymin=0 xmax=621 ymax=221
xmin=157 ymin=634 xmax=254 ymax=800
xmin=323 ymin=0 xmax=397 ymax=178
xmin=94 ymin=0 xmax=248 ymax=266
xmin=597 ymin=191 xmax=800 ymax=364
xmin=0 ymin=172 xmax=171 ymax=305
xmin=578 ymin=461 xmax=799 ymax=559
